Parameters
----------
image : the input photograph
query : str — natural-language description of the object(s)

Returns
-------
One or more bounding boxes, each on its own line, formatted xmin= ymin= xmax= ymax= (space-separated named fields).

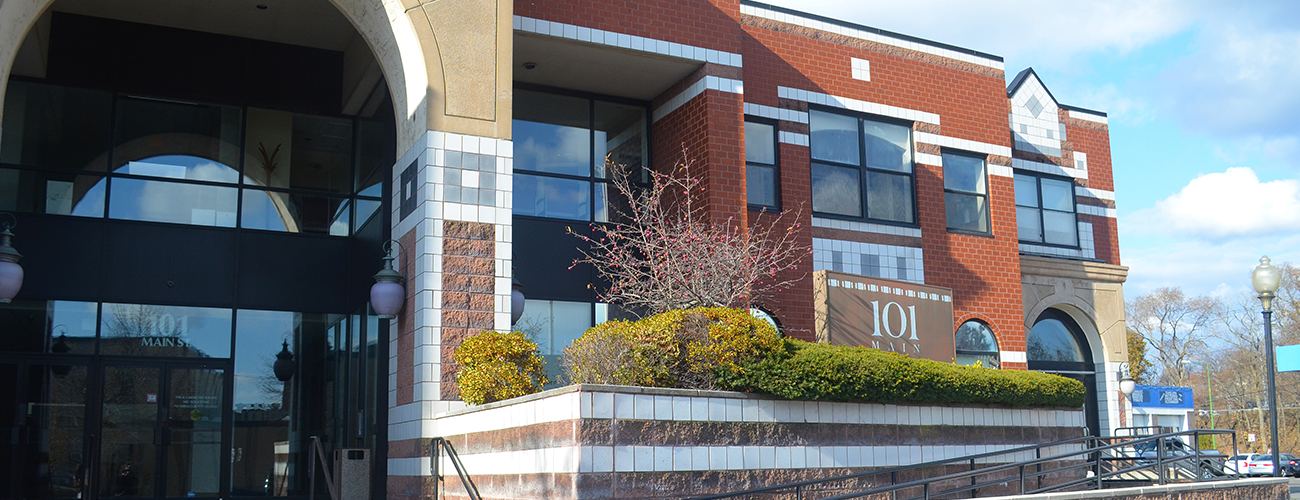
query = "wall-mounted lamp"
xmin=50 ymin=325 xmax=71 ymax=376
xmin=0 ymin=213 xmax=23 ymax=303
xmin=511 ymin=261 xmax=525 ymax=325
xmin=371 ymin=240 xmax=406 ymax=320
xmin=273 ymin=340 xmax=297 ymax=382
xmin=1117 ymin=362 xmax=1136 ymax=397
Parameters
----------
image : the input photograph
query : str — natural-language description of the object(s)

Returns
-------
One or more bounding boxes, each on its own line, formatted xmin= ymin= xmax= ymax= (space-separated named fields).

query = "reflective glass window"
xmin=108 ymin=177 xmax=238 ymax=227
xmin=1 ymin=81 xmax=113 ymax=172
xmin=242 ymin=189 xmax=350 ymax=235
xmin=1015 ymin=172 xmax=1078 ymax=247
xmin=0 ymin=300 xmax=99 ymax=354
xmin=113 ymin=97 xmax=241 ymax=174
xmin=514 ymin=91 xmax=591 ymax=177
xmin=745 ymin=120 xmax=778 ymax=209
xmin=99 ymin=303 xmax=232 ymax=358
xmin=0 ymin=167 xmax=105 ymax=217
xmin=954 ymin=320 xmax=999 ymax=368
xmin=944 ymin=152 xmax=989 ymax=233
xmin=1027 ymin=318 xmax=1086 ymax=362
xmin=809 ymin=110 xmax=915 ymax=224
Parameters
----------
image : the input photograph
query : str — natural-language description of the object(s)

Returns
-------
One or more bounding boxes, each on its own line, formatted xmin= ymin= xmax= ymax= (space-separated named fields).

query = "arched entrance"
xmin=0 ymin=2 xmax=404 ymax=499
xmin=1028 ymin=308 xmax=1100 ymax=436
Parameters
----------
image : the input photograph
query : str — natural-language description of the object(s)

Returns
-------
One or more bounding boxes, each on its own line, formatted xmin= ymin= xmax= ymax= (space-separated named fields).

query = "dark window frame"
xmin=942 ymin=149 xmax=992 ymax=237
xmin=744 ymin=116 xmax=781 ymax=212
xmin=1014 ymin=170 xmax=1080 ymax=249
xmin=0 ymin=80 xmax=384 ymax=236
xmin=807 ymin=107 xmax=918 ymax=227
xmin=511 ymin=84 xmax=652 ymax=223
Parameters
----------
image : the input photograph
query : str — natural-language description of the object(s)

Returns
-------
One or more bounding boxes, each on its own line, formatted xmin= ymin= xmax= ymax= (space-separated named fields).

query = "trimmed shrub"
xmin=562 ymin=307 xmax=783 ymax=390
xmin=718 ymin=339 xmax=1086 ymax=408
xmin=454 ymin=331 xmax=548 ymax=405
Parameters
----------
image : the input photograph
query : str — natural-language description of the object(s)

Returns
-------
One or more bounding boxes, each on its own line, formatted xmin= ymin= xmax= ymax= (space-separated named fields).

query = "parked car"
xmin=1242 ymin=453 xmax=1300 ymax=477
xmin=1225 ymin=454 xmax=1258 ymax=475
xmin=1133 ymin=439 xmax=1227 ymax=477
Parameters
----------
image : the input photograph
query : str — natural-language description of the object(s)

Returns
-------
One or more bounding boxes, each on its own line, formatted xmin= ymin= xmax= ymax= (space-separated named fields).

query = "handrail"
xmin=307 ymin=436 xmax=338 ymax=500
xmin=431 ymin=437 xmax=482 ymax=500
xmin=690 ymin=429 xmax=1240 ymax=500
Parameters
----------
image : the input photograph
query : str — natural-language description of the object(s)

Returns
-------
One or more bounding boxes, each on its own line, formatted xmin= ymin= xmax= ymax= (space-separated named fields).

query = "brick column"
xmin=386 ymin=131 xmax=514 ymax=500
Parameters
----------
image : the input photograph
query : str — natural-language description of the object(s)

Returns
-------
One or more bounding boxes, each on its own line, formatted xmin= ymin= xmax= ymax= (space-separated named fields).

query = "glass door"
xmin=98 ymin=363 xmax=226 ymax=499
xmin=0 ymin=360 xmax=91 ymax=500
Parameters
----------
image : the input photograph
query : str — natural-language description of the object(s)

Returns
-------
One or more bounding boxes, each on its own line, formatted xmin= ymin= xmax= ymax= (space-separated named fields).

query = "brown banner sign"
xmin=814 ymin=270 xmax=956 ymax=362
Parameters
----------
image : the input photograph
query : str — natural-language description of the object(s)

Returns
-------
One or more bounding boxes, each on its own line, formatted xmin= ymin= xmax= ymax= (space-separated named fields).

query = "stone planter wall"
xmin=426 ymin=385 xmax=1088 ymax=499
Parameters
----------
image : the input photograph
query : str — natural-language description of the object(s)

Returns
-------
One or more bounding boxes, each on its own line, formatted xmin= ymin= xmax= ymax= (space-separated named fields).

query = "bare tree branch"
xmin=569 ymin=149 xmax=809 ymax=316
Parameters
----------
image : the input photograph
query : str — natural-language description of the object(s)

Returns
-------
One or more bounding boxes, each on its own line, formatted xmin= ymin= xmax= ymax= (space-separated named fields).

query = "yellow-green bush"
xmin=562 ymin=307 xmax=782 ymax=390
xmin=454 ymin=331 xmax=548 ymax=405
xmin=717 ymin=339 xmax=1085 ymax=408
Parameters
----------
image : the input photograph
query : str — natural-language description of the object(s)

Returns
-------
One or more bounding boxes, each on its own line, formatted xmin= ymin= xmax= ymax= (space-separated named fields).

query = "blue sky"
xmin=762 ymin=0 xmax=1300 ymax=299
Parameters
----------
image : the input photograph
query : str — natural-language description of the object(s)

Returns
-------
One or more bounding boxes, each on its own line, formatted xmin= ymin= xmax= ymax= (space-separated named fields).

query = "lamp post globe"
xmin=0 ymin=227 xmax=23 ymax=303
xmin=1253 ymin=255 xmax=1283 ymax=476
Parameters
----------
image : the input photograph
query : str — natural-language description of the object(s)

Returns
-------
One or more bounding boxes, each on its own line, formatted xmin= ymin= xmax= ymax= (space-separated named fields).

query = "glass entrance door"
xmin=0 ymin=361 xmax=91 ymax=500
xmin=98 ymin=363 xmax=226 ymax=499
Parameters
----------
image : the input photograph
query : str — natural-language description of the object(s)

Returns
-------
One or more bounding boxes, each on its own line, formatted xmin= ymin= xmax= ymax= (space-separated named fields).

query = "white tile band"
xmin=514 ymin=15 xmax=742 ymax=68
xmin=778 ymin=86 xmax=940 ymax=126
xmin=653 ymin=76 xmax=744 ymax=122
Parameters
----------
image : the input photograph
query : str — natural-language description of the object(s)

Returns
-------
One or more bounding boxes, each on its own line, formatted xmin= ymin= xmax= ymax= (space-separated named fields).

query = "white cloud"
xmin=1158 ymin=25 xmax=1300 ymax=139
xmin=1124 ymin=167 xmax=1300 ymax=239
xmin=1121 ymin=233 xmax=1300 ymax=298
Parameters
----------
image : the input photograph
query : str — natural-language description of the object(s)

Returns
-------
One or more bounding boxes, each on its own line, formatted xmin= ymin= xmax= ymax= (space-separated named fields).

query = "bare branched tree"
xmin=569 ymin=151 xmax=808 ymax=315
xmin=1126 ymin=287 xmax=1219 ymax=386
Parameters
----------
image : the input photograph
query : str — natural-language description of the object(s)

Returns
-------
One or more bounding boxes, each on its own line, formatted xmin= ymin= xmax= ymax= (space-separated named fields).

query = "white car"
xmin=1225 ymin=453 xmax=1277 ymax=476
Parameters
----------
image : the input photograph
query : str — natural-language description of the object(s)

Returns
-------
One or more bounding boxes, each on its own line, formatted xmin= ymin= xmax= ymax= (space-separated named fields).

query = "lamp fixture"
xmin=50 ymin=326 xmax=71 ymax=376
xmin=371 ymin=240 xmax=406 ymax=320
xmin=273 ymin=340 xmax=297 ymax=382
xmin=1117 ymin=362 xmax=1136 ymax=397
xmin=1253 ymin=255 xmax=1283 ymax=476
xmin=0 ymin=213 xmax=23 ymax=303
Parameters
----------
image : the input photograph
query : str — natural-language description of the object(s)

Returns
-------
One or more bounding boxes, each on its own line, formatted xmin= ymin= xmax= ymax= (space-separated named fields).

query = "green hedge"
xmin=718 ymin=339 xmax=1085 ymax=408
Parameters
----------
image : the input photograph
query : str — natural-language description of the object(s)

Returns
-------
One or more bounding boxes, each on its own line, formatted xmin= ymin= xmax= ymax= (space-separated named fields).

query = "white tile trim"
xmin=778 ymin=131 xmax=809 ymax=146
xmin=914 ymin=152 xmax=942 ymax=167
xmin=1012 ymin=158 xmax=1088 ymax=180
xmin=653 ymin=76 xmax=744 ymax=122
xmin=988 ymin=164 xmax=1013 ymax=178
xmin=1067 ymin=109 xmax=1108 ymax=125
xmin=743 ymin=102 xmax=810 ymax=124
xmin=445 ymin=443 xmax=1081 ymax=474
xmin=1077 ymin=204 xmax=1117 ymax=219
xmin=739 ymin=4 xmax=1003 ymax=70
xmin=914 ymin=132 xmax=1011 ymax=158
xmin=1000 ymin=350 xmax=1027 ymax=364
xmin=779 ymin=86 xmax=940 ymax=125
xmin=514 ymin=15 xmax=742 ymax=68
xmin=812 ymin=217 xmax=922 ymax=238
xmin=1075 ymin=186 xmax=1114 ymax=201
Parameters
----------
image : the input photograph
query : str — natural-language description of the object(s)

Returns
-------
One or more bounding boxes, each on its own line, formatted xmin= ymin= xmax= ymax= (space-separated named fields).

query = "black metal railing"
xmin=690 ymin=429 xmax=1239 ymax=500
xmin=430 ymin=437 xmax=482 ymax=500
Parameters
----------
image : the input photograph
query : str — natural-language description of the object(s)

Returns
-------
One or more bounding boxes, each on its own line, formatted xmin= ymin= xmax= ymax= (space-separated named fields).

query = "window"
xmin=809 ymin=109 xmax=914 ymax=223
xmin=1015 ymin=172 xmax=1077 ymax=246
xmin=0 ymin=81 xmax=386 ymax=235
xmin=512 ymin=89 xmax=648 ymax=221
xmin=943 ymin=152 xmax=989 ymax=234
xmin=954 ymin=320 xmax=999 ymax=368
xmin=745 ymin=120 xmax=779 ymax=210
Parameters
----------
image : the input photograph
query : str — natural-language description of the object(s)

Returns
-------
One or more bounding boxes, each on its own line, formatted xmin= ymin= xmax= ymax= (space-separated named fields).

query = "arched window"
xmin=1028 ymin=316 xmax=1087 ymax=363
xmin=954 ymin=320 xmax=999 ymax=368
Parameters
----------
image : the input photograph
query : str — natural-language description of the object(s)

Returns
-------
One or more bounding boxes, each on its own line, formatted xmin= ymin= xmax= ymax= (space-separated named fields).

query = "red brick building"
xmin=0 ymin=0 xmax=1128 ymax=498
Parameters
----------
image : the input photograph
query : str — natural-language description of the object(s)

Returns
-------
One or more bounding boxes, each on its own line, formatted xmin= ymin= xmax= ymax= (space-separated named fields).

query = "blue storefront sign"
xmin=1130 ymin=385 xmax=1193 ymax=409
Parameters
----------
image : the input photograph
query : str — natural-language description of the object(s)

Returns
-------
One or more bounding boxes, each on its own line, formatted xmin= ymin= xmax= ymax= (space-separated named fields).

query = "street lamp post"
xmin=1252 ymin=256 xmax=1283 ymax=477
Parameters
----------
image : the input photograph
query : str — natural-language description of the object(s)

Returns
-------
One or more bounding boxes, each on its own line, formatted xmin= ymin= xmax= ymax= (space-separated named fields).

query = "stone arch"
xmin=1025 ymin=295 xmax=1107 ymax=366
xmin=0 ymin=0 xmax=447 ymax=154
